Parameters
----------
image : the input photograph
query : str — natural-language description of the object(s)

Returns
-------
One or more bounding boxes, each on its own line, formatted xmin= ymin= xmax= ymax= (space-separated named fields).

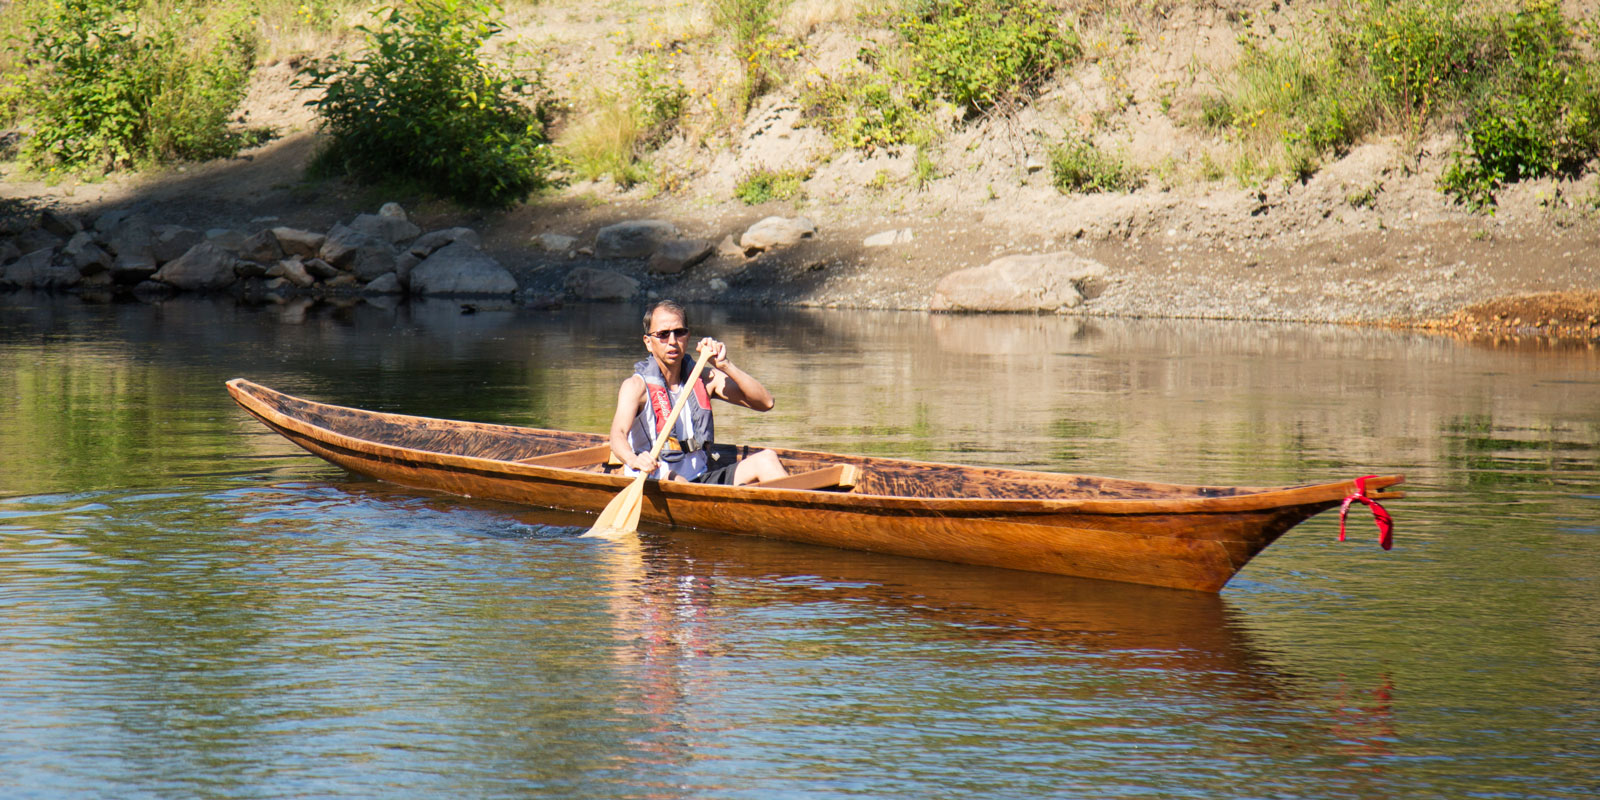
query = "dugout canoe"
xmin=227 ymin=378 xmax=1404 ymax=593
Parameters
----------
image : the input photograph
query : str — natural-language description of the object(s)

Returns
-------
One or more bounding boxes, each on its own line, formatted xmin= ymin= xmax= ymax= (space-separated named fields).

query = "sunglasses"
xmin=646 ymin=327 xmax=690 ymax=342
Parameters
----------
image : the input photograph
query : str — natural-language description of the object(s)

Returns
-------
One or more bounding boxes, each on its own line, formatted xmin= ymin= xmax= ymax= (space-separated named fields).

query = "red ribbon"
xmin=1339 ymin=475 xmax=1394 ymax=550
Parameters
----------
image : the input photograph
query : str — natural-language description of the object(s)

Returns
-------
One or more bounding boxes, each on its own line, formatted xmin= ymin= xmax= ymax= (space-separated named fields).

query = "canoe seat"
xmin=750 ymin=464 xmax=860 ymax=492
xmin=516 ymin=445 xmax=617 ymax=470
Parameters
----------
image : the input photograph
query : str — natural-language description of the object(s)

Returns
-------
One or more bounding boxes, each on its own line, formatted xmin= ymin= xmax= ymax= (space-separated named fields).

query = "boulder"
xmin=0 ymin=239 xmax=19 ymax=265
xmin=320 ymin=223 xmax=398 ymax=280
xmin=716 ymin=234 xmax=747 ymax=259
xmin=106 ymin=217 xmax=157 ymax=283
xmin=38 ymin=209 xmax=83 ymax=238
xmin=929 ymin=252 xmax=1108 ymax=313
xmin=271 ymin=227 xmax=326 ymax=258
xmin=533 ymin=232 xmax=577 ymax=252
xmin=410 ymin=227 xmax=480 ymax=257
xmin=205 ymin=228 xmax=252 ymax=255
xmin=151 ymin=241 xmax=241 ymax=291
xmin=1 ymin=248 xmax=55 ymax=288
xmin=240 ymin=230 xmax=285 ymax=265
xmin=234 ymin=258 xmax=271 ymax=279
xmin=16 ymin=227 xmax=63 ymax=254
xmin=325 ymin=273 xmax=359 ymax=289
xmin=864 ymin=228 xmax=914 ymax=247
xmin=595 ymin=219 xmax=678 ymax=259
xmin=394 ymin=251 xmax=423 ymax=285
xmin=408 ymin=241 xmax=518 ymax=296
xmin=150 ymin=225 xmax=203 ymax=264
xmin=739 ymin=216 xmax=815 ymax=251
xmin=63 ymin=232 xmax=112 ymax=273
xmin=303 ymin=257 xmax=341 ymax=280
xmin=362 ymin=272 xmax=403 ymax=294
xmin=93 ymin=208 xmax=137 ymax=233
xmin=564 ymin=267 xmax=640 ymax=301
xmin=267 ymin=256 xmax=315 ymax=288
xmin=648 ymin=239 xmax=713 ymax=274
xmin=35 ymin=262 xmax=83 ymax=290
xmin=349 ymin=212 xmax=421 ymax=244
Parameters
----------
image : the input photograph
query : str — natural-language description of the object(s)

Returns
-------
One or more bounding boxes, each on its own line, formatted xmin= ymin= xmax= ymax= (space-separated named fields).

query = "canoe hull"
xmin=230 ymin=379 xmax=1402 ymax=592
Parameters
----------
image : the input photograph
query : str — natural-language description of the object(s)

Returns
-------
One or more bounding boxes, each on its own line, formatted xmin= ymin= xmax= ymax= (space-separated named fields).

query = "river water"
xmin=1 ymin=293 xmax=1596 ymax=798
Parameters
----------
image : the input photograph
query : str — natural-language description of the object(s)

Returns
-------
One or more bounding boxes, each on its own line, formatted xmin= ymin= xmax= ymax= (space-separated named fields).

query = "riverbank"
xmin=3 ymin=0 xmax=1598 ymax=338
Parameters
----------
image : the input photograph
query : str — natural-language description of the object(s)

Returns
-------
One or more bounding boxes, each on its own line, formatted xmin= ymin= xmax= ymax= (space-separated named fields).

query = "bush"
xmin=559 ymin=49 xmax=687 ymax=188
xmin=802 ymin=0 xmax=1075 ymax=150
xmin=1048 ymin=133 xmax=1140 ymax=194
xmin=300 ymin=0 xmax=556 ymax=207
xmin=733 ymin=167 xmax=809 ymax=204
xmin=13 ymin=0 xmax=258 ymax=173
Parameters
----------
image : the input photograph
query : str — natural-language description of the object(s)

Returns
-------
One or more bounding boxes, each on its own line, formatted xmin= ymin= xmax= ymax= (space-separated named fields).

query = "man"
xmin=608 ymin=299 xmax=788 ymax=485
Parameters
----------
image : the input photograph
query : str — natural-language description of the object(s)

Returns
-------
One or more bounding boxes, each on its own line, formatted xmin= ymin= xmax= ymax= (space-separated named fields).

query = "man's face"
xmin=644 ymin=308 xmax=689 ymax=366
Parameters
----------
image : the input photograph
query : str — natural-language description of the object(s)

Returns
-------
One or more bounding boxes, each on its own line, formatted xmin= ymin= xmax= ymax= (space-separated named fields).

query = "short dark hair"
xmin=642 ymin=299 xmax=688 ymax=332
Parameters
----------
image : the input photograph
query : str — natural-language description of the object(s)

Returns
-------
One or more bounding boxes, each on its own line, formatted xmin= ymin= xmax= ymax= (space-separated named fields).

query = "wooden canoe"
xmin=226 ymin=378 xmax=1404 ymax=593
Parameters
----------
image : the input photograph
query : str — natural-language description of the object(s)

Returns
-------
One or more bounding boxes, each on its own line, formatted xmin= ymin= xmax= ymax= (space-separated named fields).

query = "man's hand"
xmin=698 ymin=337 xmax=729 ymax=370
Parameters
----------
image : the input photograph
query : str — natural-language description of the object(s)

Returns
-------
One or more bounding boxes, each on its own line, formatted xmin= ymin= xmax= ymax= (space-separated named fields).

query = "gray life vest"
xmin=627 ymin=358 xmax=714 ymax=462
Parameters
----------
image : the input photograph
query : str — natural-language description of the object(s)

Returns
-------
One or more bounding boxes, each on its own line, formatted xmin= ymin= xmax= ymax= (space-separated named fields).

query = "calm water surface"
xmin=1 ymin=294 xmax=1597 ymax=798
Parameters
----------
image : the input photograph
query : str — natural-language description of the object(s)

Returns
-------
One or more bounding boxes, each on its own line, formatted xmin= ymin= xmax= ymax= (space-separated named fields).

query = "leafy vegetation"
xmin=561 ymin=48 xmax=688 ymax=188
xmin=733 ymin=166 xmax=809 ymax=204
xmin=802 ymin=0 xmax=1076 ymax=150
xmin=1205 ymin=0 xmax=1599 ymax=206
xmin=300 ymin=0 xmax=556 ymax=207
xmin=8 ymin=0 xmax=259 ymax=174
xmin=1048 ymin=132 xmax=1140 ymax=194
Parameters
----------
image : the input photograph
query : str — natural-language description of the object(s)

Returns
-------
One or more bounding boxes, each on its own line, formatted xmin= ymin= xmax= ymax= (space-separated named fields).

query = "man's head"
xmin=642 ymin=299 xmax=691 ymax=367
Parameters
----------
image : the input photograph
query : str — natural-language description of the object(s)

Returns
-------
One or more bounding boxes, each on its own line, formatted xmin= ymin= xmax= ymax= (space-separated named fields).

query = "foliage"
xmin=802 ymin=0 xmax=1075 ymax=150
xmin=11 ymin=0 xmax=259 ymax=173
xmin=300 ymin=0 xmax=556 ymax=207
xmin=1205 ymin=0 xmax=1599 ymax=205
xmin=897 ymin=0 xmax=1074 ymax=118
xmin=1047 ymin=133 xmax=1140 ymax=194
xmin=560 ymin=49 xmax=687 ymax=188
xmin=733 ymin=166 xmax=810 ymax=204
xmin=709 ymin=0 xmax=791 ymax=114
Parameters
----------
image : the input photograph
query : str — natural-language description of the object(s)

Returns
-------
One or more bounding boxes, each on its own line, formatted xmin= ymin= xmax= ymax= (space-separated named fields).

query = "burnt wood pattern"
xmin=226 ymin=379 xmax=1405 ymax=592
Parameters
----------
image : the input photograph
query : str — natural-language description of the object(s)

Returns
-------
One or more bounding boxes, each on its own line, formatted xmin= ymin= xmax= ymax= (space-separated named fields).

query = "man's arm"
xmin=699 ymin=338 xmax=774 ymax=412
xmin=608 ymin=375 xmax=656 ymax=473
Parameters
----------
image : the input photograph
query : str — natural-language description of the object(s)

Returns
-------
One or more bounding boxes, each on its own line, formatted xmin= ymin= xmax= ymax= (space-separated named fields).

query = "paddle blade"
xmin=582 ymin=475 xmax=646 ymax=539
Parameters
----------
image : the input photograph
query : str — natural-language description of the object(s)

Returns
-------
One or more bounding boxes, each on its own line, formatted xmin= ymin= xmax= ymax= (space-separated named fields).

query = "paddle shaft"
xmin=584 ymin=345 xmax=715 ymax=538
xmin=635 ymin=345 xmax=715 ymax=473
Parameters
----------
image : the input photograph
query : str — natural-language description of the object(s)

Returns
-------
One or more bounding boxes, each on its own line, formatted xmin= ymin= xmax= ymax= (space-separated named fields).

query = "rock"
xmin=39 ymin=209 xmax=83 ymax=238
xmin=132 ymin=280 xmax=176 ymax=301
xmin=16 ymin=228 xmax=64 ymax=253
xmin=150 ymin=225 xmax=203 ymax=264
xmin=379 ymin=202 xmax=408 ymax=219
xmin=0 ymin=240 xmax=19 ymax=265
xmin=36 ymin=262 xmax=82 ymax=290
xmin=151 ymin=241 xmax=241 ymax=291
xmin=349 ymin=212 xmax=421 ymax=244
xmin=533 ymin=232 xmax=577 ymax=252
xmin=595 ymin=219 xmax=678 ymax=259
xmin=739 ymin=216 xmax=815 ymax=251
xmin=273 ymin=256 xmax=315 ymax=288
xmin=716 ymin=234 xmax=747 ymax=259
xmin=707 ymin=277 xmax=729 ymax=292
xmin=864 ymin=228 xmax=914 ymax=247
xmin=408 ymin=241 xmax=518 ymax=296
xmin=648 ymin=239 xmax=713 ymax=274
xmin=93 ymin=208 xmax=136 ymax=233
xmin=106 ymin=217 xmax=157 ymax=283
xmin=271 ymin=227 xmax=325 ymax=258
xmin=63 ymin=232 xmax=112 ymax=273
xmin=205 ymin=228 xmax=251 ymax=255
xmin=1 ymin=248 xmax=55 ymax=288
xmin=325 ymin=273 xmax=359 ymax=289
xmin=410 ymin=227 xmax=480 ymax=257
xmin=362 ymin=272 xmax=403 ymax=295
xmin=240 ymin=229 xmax=285 ymax=265
xmin=394 ymin=251 xmax=422 ymax=285
xmin=303 ymin=257 xmax=341 ymax=280
xmin=320 ymin=223 xmax=398 ymax=281
xmin=564 ymin=267 xmax=640 ymax=301
xmin=929 ymin=252 xmax=1109 ymax=313
xmin=235 ymin=258 xmax=270 ymax=279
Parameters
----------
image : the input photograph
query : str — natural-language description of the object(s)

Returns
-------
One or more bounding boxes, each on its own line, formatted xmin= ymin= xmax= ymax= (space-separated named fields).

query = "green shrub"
xmin=559 ymin=49 xmax=686 ymax=188
xmin=802 ymin=0 xmax=1075 ymax=150
xmin=1048 ymin=133 xmax=1139 ymax=194
xmin=300 ymin=0 xmax=556 ymax=207
xmin=13 ymin=0 xmax=258 ymax=173
xmin=898 ymin=0 xmax=1074 ymax=118
xmin=733 ymin=166 xmax=809 ymax=204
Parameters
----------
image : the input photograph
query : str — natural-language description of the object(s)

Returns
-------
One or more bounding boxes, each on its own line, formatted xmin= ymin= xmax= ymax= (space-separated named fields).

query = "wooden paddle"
xmin=583 ymin=343 xmax=715 ymax=540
